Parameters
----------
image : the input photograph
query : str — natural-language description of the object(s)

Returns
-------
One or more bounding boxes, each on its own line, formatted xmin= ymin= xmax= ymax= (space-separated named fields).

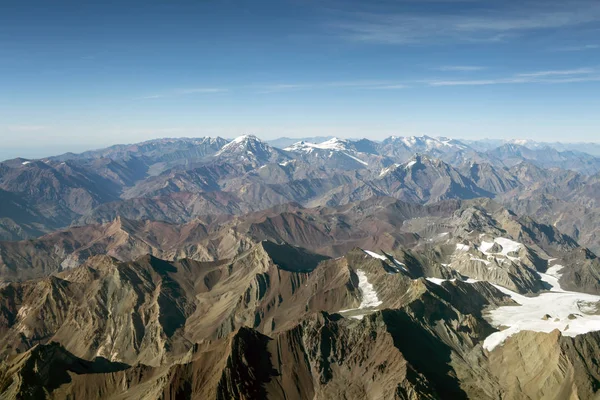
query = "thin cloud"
xmin=175 ymin=88 xmax=229 ymax=95
xmin=517 ymin=68 xmax=594 ymax=77
xmin=435 ymin=66 xmax=486 ymax=72
xmin=331 ymin=2 xmax=600 ymax=44
xmin=428 ymin=68 xmax=600 ymax=86
xmin=372 ymin=84 xmax=409 ymax=89
xmin=254 ymin=80 xmax=408 ymax=93
xmin=552 ymin=44 xmax=599 ymax=51
xmin=429 ymin=78 xmax=529 ymax=86
xmin=136 ymin=94 xmax=164 ymax=100
xmin=136 ymin=87 xmax=228 ymax=100
xmin=255 ymin=84 xmax=312 ymax=93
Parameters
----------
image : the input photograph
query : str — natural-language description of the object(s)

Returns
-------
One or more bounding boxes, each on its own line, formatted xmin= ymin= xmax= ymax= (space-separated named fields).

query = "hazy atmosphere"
xmin=2 ymin=0 xmax=600 ymax=160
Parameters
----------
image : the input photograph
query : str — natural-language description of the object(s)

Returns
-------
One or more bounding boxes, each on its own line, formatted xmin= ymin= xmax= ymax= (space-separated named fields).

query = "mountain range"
xmin=1 ymin=134 xmax=600 ymax=398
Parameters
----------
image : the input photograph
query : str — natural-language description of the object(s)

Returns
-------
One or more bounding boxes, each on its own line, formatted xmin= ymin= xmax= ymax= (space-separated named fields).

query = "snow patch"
xmin=427 ymin=277 xmax=452 ymax=285
xmin=342 ymin=152 xmax=368 ymax=166
xmin=379 ymin=164 xmax=401 ymax=177
xmin=483 ymin=277 xmax=600 ymax=351
xmin=470 ymin=257 xmax=491 ymax=266
xmin=456 ymin=243 xmax=470 ymax=252
xmin=285 ymin=137 xmax=350 ymax=152
xmin=340 ymin=269 xmax=383 ymax=320
xmin=356 ymin=270 xmax=383 ymax=310
xmin=363 ymin=250 xmax=387 ymax=260
xmin=427 ymin=277 xmax=479 ymax=285
xmin=494 ymin=237 xmax=522 ymax=255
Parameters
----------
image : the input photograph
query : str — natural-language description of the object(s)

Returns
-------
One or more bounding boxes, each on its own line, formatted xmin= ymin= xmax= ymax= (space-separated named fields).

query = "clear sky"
xmin=2 ymin=0 xmax=600 ymax=159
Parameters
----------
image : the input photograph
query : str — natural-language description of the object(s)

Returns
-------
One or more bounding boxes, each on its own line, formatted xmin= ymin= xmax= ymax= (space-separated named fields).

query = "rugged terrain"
xmin=1 ymin=135 xmax=600 ymax=399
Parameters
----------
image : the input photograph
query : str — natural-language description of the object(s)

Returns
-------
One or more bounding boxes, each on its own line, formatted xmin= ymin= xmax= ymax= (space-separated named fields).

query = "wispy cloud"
xmin=331 ymin=2 xmax=600 ymax=44
xmin=136 ymin=87 xmax=228 ymax=100
xmin=428 ymin=67 xmax=600 ymax=86
xmin=370 ymin=84 xmax=408 ymax=89
xmin=175 ymin=88 xmax=229 ymax=95
xmin=136 ymin=94 xmax=164 ymax=100
xmin=253 ymin=80 xmax=408 ymax=93
xmin=254 ymin=83 xmax=313 ymax=93
xmin=552 ymin=44 xmax=599 ymax=51
xmin=517 ymin=67 xmax=594 ymax=77
xmin=435 ymin=66 xmax=486 ymax=72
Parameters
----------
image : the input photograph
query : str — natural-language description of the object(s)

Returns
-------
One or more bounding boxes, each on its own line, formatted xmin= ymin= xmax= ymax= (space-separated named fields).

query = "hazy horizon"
xmin=2 ymin=0 xmax=600 ymax=157
xmin=4 ymin=132 xmax=600 ymax=162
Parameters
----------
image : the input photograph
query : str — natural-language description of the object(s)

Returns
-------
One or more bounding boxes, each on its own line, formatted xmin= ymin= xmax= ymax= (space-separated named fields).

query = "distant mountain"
xmin=2 ymin=133 xmax=600 ymax=256
xmin=467 ymin=138 xmax=600 ymax=158
xmin=267 ymin=136 xmax=335 ymax=149
xmin=488 ymin=144 xmax=600 ymax=174
xmin=52 ymin=136 xmax=228 ymax=164
xmin=374 ymin=155 xmax=493 ymax=204
xmin=215 ymin=135 xmax=291 ymax=166
xmin=284 ymin=137 xmax=386 ymax=170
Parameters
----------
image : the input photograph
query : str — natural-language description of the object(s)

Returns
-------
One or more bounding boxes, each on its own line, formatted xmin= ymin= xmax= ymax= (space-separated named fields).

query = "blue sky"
xmin=2 ymin=0 xmax=600 ymax=159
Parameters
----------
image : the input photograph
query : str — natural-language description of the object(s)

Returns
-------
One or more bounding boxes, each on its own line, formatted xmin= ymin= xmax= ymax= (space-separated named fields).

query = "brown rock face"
xmin=0 ymin=196 xmax=599 ymax=398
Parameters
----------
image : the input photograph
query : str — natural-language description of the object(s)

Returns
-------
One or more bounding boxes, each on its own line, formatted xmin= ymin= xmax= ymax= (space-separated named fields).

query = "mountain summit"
xmin=215 ymin=135 xmax=290 ymax=166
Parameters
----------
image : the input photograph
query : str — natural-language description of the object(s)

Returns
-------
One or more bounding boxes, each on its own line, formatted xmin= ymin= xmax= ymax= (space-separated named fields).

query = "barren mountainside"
xmin=1 ymin=135 xmax=600 ymax=399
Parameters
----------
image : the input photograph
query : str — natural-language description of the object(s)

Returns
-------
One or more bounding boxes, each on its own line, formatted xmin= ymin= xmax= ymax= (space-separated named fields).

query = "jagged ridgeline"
xmin=2 ymin=135 xmax=600 ymax=399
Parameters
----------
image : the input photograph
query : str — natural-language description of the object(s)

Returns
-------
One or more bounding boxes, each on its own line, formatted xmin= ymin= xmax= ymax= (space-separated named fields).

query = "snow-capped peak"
xmin=284 ymin=137 xmax=352 ymax=152
xmin=384 ymin=135 xmax=467 ymax=151
xmin=216 ymin=135 xmax=271 ymax=156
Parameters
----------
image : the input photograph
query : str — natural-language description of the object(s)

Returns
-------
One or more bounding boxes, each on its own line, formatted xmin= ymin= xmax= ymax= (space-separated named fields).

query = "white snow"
xmin=284 ymin=137 xmax=350 ymax=152
xmin=494 ymin=237 xmax=522 ymax=256
xmin=379 ymin=164 xmax=401 ymax=177
xmin=423 ymin=261 xmax=600 ymax=353
xmin=456 ymin=243 xmax=470 ymax=252
xmin=537 ymin=265 xmax=565 ymax=292
xmin=427 ymin=277 xmax=453 ymax=285
xmin=362 ymin=250 xmax=407 ymax=273
xmin=426 ymin=277 xmax=478 ymax=285
xmin=216 ymin=135 xmax=267 ymax=156
xmin=21 ymin=161 xmax=31 ymax=165
xmin=340 ymin=269 xmax=383 ymax=320
xmin=393 ymin=259 xmax=409 ymax=272
xmin=470 ymin=257 xmax=491 ymax=266
xmin=285 ymin=138 xmax=368 ymax=166
xmin=405 ymin=160 xmax=417 ymax=168
xmin=342 ymin=152 xmax=368 ymax=166
xmin=483 ymin=277 xmax=600 ymax=351
xmin=545 ymin=264 xmax=564 ymax=280
xmin=363 ymin=250 xmax=387 ymax=260
xmin=356 ymin=270 xmax=383 ymax=309
xmin=479 ymin=237 xmax=523 ymax=261
xmin=230 ymin=134 xmax=254 ymax=144
xmin=479 ymin=240 xmax=495 ymax=253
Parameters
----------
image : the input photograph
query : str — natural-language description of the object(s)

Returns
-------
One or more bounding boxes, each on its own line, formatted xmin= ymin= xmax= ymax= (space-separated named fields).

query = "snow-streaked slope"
xmin=483 ymin=279 xmax=600 ymax=351
xmin=425 ymin=262 xmax=600 ymax=352
xmin=340 ymin=268 xmax=383 ymax=320
xmin=285 ymin=137 xmax=371 ymax=167
xmin=383 ymin=135 xmax=468 ymax=151
xmin=356 ymin=270 xmax=383 ymax=310
xmin=364 ymin=250 xmax=387 ymax=260
xmin=284 ymin=137 xmax=352 ymax=152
